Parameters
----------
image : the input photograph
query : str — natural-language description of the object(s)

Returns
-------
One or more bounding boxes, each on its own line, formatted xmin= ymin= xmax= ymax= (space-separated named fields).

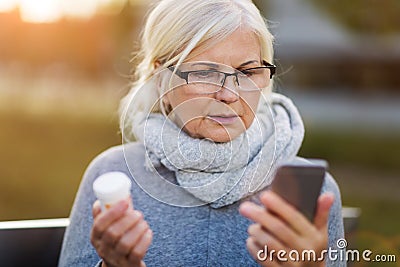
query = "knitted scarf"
xmin=142 ymin=93 xmax=304 ymax=208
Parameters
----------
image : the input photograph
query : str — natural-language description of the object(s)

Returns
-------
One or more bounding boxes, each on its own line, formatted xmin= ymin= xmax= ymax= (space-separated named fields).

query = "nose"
xmin=215 ymin=75 xmax=240 ymax=103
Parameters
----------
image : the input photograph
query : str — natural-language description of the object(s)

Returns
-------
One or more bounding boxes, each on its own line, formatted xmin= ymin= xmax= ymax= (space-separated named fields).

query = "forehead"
xmin=187 ymin=28 xmax=261 ymax=67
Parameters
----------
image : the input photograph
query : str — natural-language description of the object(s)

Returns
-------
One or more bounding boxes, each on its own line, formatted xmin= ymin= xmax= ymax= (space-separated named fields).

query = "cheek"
xmin=167 ymin=86 xmax=210 ymax=108
xmin=240 ymin=92 xmax=261 ymax=128
xmin=166 ymin=89 xmax=214 ymax=136
xmin=243 ymin=112 xmax=255 ymax=129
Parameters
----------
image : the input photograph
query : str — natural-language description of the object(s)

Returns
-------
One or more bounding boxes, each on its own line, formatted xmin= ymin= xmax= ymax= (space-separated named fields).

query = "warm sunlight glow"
xmin=0 ymin=0 xmax=17 ymax=12
xmin=0 ymin=0 xmax=150 ymax=23
xmin=129 ymin=0 xmax=146 ymax=5
xmin=19 ymin=0 xmax=62 ymax=23
xmin=60 ymin=0 xmax=98 ymax=19
xmin=97 ymin=0 xmax=126 ymax=15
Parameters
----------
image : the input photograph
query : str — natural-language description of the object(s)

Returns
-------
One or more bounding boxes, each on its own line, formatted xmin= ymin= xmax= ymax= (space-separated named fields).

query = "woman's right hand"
xmin=90 ymin=199 xmax=153 ymax=267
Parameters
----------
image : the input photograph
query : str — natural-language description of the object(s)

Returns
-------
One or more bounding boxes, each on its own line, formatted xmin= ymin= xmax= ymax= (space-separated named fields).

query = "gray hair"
xmin=120 ymin=0 xmax=274 ymax=141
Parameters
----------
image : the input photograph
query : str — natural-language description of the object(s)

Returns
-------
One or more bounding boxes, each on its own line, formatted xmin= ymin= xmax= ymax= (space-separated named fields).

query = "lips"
xmin=207 ymin=114 xmax=239 ymax=125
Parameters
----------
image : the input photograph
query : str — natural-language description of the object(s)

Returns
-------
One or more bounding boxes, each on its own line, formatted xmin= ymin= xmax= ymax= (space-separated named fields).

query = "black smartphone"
xmin=270 ymin=163 xmax=326 ymax=222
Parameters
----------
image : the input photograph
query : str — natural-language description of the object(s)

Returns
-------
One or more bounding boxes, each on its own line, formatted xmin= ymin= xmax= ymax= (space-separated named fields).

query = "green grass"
xmin=0 ymin=110 xmax=121 ymax=220
xmin=299 ymin=128 xmax=400 ymax=172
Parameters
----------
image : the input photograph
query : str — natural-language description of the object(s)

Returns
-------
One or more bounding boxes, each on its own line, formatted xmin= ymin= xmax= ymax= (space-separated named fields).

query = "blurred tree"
xmin=310 ymin=0 xmax=400 ymax=36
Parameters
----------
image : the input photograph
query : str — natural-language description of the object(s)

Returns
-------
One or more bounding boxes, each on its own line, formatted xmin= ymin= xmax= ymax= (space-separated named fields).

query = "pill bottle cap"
xmin=93 ymin=172 xmax=132 ymax=202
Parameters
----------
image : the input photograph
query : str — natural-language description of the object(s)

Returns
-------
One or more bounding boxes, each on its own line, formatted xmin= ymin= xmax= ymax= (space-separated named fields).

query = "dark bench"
xmin=0 ymin=218 xmax=69 ymax=267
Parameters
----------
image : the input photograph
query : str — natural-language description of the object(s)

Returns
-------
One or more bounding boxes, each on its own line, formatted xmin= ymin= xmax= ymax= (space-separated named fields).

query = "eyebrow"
xmin=189 ymin=60 xmax=260 ymax=70
xmin=238 ymin=60 xmax=260 ymax=68
xmin=191 ymin=62 xmax=220 ymax=68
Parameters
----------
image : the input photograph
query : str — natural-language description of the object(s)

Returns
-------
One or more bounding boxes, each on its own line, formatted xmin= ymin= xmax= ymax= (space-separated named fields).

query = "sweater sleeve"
xmin=58 ymin=147 xmax=124 ymax=267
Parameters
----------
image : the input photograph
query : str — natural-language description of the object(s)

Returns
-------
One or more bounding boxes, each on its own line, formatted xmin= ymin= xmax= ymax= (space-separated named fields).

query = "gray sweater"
xmin=59 ymin=142 xmax=345 ymax=267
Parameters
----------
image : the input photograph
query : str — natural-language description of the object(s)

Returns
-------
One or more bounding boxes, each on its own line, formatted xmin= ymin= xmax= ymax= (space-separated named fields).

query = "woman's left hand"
xmin=239 ymin=191 xmax=334 ymax=267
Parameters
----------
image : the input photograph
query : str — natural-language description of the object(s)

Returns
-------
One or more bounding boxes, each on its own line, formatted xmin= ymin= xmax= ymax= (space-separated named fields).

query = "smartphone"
xmin=270 ymin=163 xmax=326 ymax=222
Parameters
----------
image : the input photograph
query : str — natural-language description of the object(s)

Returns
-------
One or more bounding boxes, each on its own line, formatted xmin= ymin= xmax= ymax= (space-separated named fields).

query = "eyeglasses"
xmin=168 ymin=61 xmax=276 ymax=94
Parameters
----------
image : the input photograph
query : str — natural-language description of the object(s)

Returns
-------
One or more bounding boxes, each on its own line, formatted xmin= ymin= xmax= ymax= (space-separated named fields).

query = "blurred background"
xmin=0 ymin=0 xmax=399 ymax=266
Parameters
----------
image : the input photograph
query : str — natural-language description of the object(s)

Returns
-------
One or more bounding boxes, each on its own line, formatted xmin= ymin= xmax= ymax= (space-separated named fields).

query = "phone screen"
xmin=271 ymin=164 xmax=326 ymax=222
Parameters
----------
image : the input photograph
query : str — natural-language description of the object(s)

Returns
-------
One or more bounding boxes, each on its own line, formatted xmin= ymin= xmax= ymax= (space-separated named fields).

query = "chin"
xmin=209 ymin=136 xmax=234 ymax=143
xmin=182 ymin=119 xmax=247 ymax=143
xmin=203 ymin=129 xmax=242 ymax=143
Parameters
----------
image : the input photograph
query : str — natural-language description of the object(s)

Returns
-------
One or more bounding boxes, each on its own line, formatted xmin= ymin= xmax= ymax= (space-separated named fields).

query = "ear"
xmin=154 ymin=60 xmax=173 ymax=113
xmin=162 ymin=89 xmax=172 ymax=108
xmin=154 ymin=59 xmax=163 ymax=88
xmin=154 ymin=60 xmax=161 ymax=69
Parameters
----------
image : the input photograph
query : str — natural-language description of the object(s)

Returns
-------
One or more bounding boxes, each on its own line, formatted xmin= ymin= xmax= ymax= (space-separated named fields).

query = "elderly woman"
xmin=59 ymin=0 xmax=345 ymax=266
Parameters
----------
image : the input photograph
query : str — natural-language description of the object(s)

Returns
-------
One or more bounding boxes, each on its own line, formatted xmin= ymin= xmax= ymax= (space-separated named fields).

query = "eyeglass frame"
xmin=168 ymin=60 xmax=276 ymax=88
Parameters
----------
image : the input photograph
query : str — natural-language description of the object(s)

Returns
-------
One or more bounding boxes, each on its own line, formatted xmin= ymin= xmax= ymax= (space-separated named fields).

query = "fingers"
xmin=92 ymin=200 xmax=102 ymax=218
xmin=92 ymin=200 xmax=129 ymax=239
xmin=246 ymin=237 xmax=280 ymax=267
xmin=248 ymin=224 xmax=286 ymax=252
xmin=259 ymin=191 xmax=310 ymax=234
xmin=103 ymin=210 xmax=143 ymax=248
xmin=128 ymin=229 xmax=153 ymax=262
xmin=239 ymin=201 xmax=297 ymax=247
xmin=90 ymin=201 xmax=153 ymax=267
xmin=313 ymin=193 xmax=334 ymax=230
xmin=114 ymin=213 xmax=148 ymax=255
xmin=240 ymin=189 xmax=333 ymax=250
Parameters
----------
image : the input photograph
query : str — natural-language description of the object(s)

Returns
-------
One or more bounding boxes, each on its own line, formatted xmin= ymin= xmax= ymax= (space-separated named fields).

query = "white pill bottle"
xmin=93 ymin=172 xmax=132 ymax=211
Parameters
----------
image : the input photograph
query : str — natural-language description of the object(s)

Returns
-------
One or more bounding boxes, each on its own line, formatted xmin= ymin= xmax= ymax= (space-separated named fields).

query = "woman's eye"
xmin=193 ymin=71 xmax=212 ymax=78
xmin=242 ymin=70 xmax=255 ymax=77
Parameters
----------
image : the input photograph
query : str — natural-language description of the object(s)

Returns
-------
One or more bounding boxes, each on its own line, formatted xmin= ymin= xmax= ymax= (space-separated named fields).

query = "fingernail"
xmin=261 ymin=190 xmax=275 ymax=203
xmin=239 ymin=202 xmax=253 ymax=214
xmin=116 ymin=199 xmax=129 ymax=211
xmin=146 ymin=229 xmax=153 ymax=238
xmin=133 ymin=210 xmax=143 ymax=219
xmin=260 ymin=191 xmax=268 ymax=200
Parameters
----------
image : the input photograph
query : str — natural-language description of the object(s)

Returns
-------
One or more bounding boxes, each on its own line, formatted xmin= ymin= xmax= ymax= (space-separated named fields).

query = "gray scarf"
xmin=142 ymin=93 xmax=304 ymax=208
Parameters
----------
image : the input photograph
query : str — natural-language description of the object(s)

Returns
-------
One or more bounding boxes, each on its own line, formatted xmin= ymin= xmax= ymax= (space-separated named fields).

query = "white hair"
xmin=120 ymin=0 xmax=274 ymax=141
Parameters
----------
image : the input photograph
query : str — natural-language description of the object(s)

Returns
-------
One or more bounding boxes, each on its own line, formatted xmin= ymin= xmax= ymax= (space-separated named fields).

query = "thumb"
xmin=92 ymin=200 xmax=102 ymax=219
xmin=314 ymin=193 xmax=334 ymax=230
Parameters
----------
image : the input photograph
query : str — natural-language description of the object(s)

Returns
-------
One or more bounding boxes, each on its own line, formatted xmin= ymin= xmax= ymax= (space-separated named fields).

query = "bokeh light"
xmin=0 ymin=0 xmax=18 ymax=12
xmin=0 ymin=0 xmax=138 ymax=23
xmin=19 ymin=0 xmax=63 ymax=23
